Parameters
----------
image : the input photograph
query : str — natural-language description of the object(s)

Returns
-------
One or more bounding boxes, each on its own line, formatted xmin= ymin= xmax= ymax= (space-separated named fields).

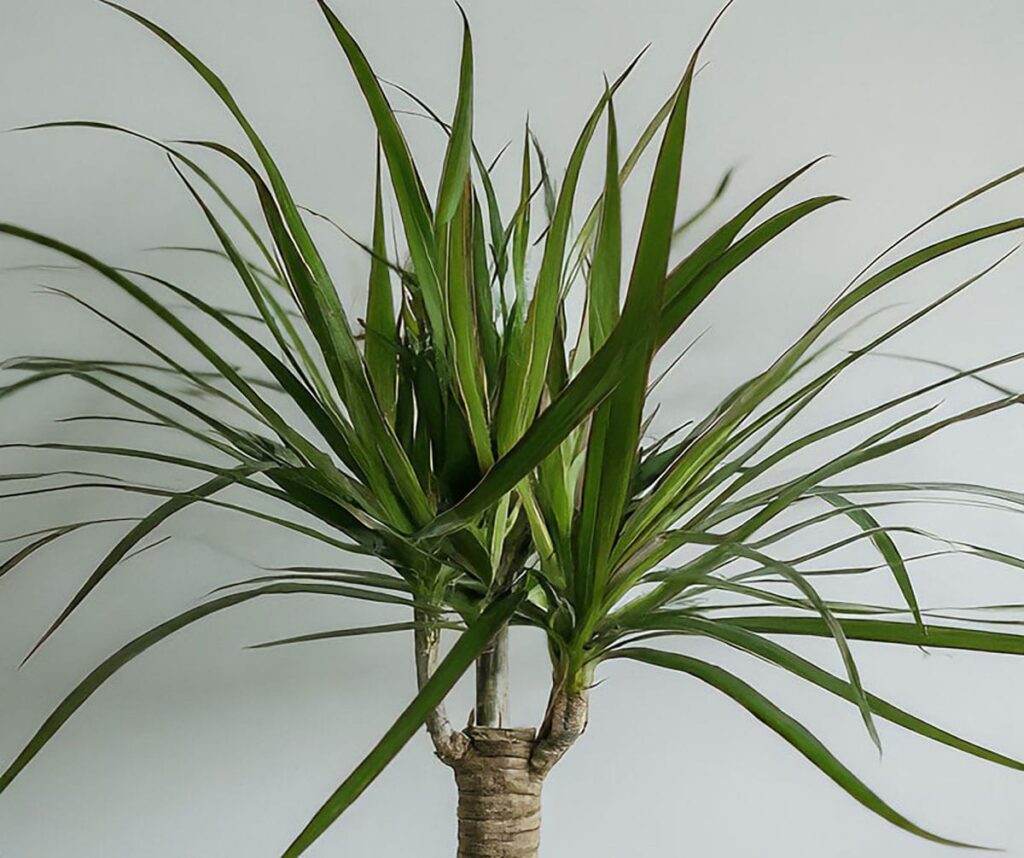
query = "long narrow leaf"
xmin=611 ymin=648 xmax=978 ymax=847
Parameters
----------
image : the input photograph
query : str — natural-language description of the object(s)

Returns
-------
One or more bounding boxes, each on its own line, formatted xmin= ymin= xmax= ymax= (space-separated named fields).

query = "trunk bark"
xmin=453 ymin=727 xmax=543 ymax=858
xmin=474 ymin=624 xmax=510 ymax=727
xmin=414 ymin=612 xmax=588 ymax=855
xmin=413 ymin=610 xmax=469 ymax=763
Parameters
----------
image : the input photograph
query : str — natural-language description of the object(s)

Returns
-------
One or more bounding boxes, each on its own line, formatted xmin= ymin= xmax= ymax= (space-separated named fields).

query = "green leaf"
xmin=587 ymin=90 xmax=622 ymax=353
xmin=248 ymin=621 xmax=461 ymax=649
xmin=99 ymin=1 xmax=362 ymax=373
xmin=849 ymin=162 xmax=1024 ymax=286
xmin=443 ymin=183 xmax=493 ymax=469
xmin=418 ymin=54 xmax=742 ymax=541
xmin=97 ymin=3 xmax=433 ymax=527
xmin=821 ymin=492 xmax=922 ymax=630
xmin=2 ymin=528 xmax=78 ymax=579
xmin=0 ymin=224 xmax=342 ymax=474
xmin=366 ymin=151 xmax=399 ymax=422
xmin=511 ymin=122 xmax=532 ymax=309
xmin=691 ymin=250 xmax=1019 ymax=533
xmin=15 ymin=119 xmax=335 ymax=408
xmin=175 ymin=140 xmax=430 ymax=527
xmin=23 ymin=465 xmax=268 ymax=661
xmin=164 ymin=168 xmax=364 ymax=473
xmin=656 ymin=156 xmax=829 ymax=333
xmin=659 ymin=194 xmax=845 ymax=344
xmin=726 ymin=615 xmax=1024 ymax=655
xmin=222 ymin=565 xmax=412 ymax=593
xmin=629 ymin=613 xmax=1024 ymax=771
xmin=672 ymin=166 xmax=734 ymax=240
xmin=724 ymin=544 xmax=881 ymax=751
xmin=314 ymin=0 xmax=448 ymax=364
xmin=168 ymin=162 xmax=317 ymax=402
xmin=0 ymin=582 xmax=404 ymax=795
xmin=494 ymin=51 xmax=646 ymax=452
xmin=576 ymin=26 xmax=707 ymax=628
xmin=14 ymin=120 xmax=284 ymax=284
xmin=435 ymin=5 xmax=474 ymax=225
xmin=569 ymin=80 xmax=674 ymax=263
xmin=611 ymin=648 xmax=981 ymax=848
xmin=417 ymin=325 xmax=623 ymax=539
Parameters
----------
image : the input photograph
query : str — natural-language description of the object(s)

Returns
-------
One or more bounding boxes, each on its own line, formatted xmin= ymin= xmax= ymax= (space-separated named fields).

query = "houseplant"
xmin=3 ymin=1 xmax=1024 ymax=854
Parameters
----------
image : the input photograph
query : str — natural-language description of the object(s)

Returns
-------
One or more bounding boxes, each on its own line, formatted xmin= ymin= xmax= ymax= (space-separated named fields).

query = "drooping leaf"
xmin=627 ymin=613 xmax=1024 ymax=771
xmin=725 ymin=615 xmax=1024 ymax=655
xmin=821 ymin=492 xmax=922 ymax=630
xmin=23 ymin=464 xmax=268 ymax=661
xmin=612 ymin=648 xmax=979 ymax=847
xmin=0 ymin=582 xmax=414 ymax=794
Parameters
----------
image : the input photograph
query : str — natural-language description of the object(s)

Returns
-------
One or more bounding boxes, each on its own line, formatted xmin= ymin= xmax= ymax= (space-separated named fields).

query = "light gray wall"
xmin=2 ymin=0 xmax=1024 ymax=855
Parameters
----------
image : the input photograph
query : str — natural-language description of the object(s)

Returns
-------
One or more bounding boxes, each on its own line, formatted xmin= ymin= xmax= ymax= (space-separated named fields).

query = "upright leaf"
xmin=495 ymin=51 xmax=646 ymax=452
xmin=435 ymin=5 xmax=474 ymax=225
xmin=445 ymin=182 xmax=494 ymax=467
xmin=575 ymin=11 xmax=716 ymax=627
xmin=587 ymin=92 xmax=622 ymax=352
xmin=366 ymin=152 xmax=399 ymax=421
xmin=315 ymin=0 xmax=449 ymax=364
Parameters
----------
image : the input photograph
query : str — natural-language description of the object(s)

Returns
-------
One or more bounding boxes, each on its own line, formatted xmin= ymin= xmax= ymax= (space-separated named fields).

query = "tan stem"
xmin=530 ymin=687 xmax=589 ymax=776
xmin=414 ymin=608 xmax=469 ymax=765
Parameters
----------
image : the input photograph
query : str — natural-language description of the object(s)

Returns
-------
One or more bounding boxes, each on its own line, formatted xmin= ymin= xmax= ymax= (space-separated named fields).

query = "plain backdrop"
xmin=2 ymin=0 xmax=1024 ymax=855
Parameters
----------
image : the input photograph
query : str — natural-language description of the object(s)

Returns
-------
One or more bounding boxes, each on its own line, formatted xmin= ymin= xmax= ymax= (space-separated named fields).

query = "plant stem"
xmin=414 ymin=608 xmax=469 ymax=763
xmin=474 ymin=622 xmax=510 ymax=727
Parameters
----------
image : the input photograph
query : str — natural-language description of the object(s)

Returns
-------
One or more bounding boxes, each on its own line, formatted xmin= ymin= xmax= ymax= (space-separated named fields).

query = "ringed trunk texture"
xmin=453 ymin=727 xmax=543 ymax=858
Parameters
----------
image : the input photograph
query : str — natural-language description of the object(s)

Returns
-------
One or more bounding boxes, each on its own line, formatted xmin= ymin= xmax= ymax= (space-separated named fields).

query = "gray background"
xmin=2 ymin=0 xmax=1024 ymax=855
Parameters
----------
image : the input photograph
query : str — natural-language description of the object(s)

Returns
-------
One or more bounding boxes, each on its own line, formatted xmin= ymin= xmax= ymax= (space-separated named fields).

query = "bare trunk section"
xmin=413 ymin=612 xmax=590 ymax=856
xmin=414 ymin=608 xmax=469 ymax=764
xmin=454 ymin=727 xmax=542 ymax=858
xmin=451 ymin=690 xmax=589 ymax=857
xmin=474 ymin=624 xmax=510 ymax=727
xmin=531 ymin=687 xmax=589 ymax=776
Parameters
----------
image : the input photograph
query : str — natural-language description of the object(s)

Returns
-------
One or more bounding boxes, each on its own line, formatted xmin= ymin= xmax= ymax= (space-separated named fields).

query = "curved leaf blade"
xmin=612 ymin=648 xmax=983 ymax=848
